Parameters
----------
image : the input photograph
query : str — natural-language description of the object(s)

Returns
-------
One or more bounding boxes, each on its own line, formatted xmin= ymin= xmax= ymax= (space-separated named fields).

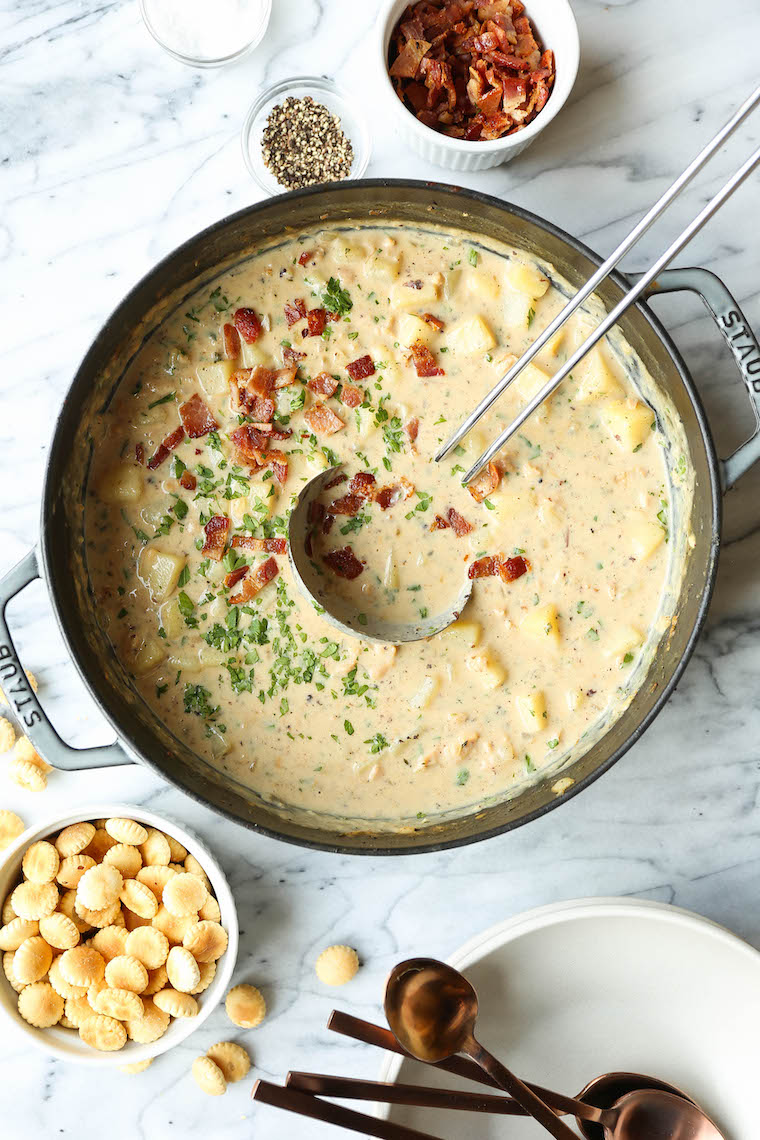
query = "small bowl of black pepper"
xmin=242 ymin=75 xmax=371 ymax=195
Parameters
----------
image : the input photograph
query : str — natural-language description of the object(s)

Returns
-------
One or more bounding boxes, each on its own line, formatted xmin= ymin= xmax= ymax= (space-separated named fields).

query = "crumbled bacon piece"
xmin=135 ymin=443 xmax=144 ymax=465
xmin=467 ymin=461 xmax=501 ymax=503
xmin=308 ymin=372 xmax=339 ymax=397
xmin=447 ymin=508 xmax=473 ymax=536
xmin=231 ymin=536 xmax=287 ymax=555
xmin=431 ymin=514 xmax=449 ymax=530
xmin=325 ymin=473 xmax=348 ymax=490
xmin=329 ymin=494 xmax=364 ymax=517
xmin=422 ymin=312 xmax=445 ymax=331
xmin=282 ymin=345 xmax=306 ymax=365
xmin=250 ymin=396 xmax=275 ymax=422
xmin=304 ymin=404 xmax=345 ymax=435
xmin=323 ymin=546 xmax=364 ymax=580
xmin=230 ymin=556 xmax=279 ymax=604
xmin=468 ymin=555 xmax=500 ymax=579
xmin=284 ymin=298 xmax=307 ymax=326
xmin=346 ymin=354 xmax=375 ymax=381
xmin=224 ymin=566 xmax=249 ymax=589
xmin=376 ymin=478 xmax=415 ymax=510
xmin=409 ymin=341 xmax=444 ymax=378
xmin=231 ymin=424 xmax=271 ymax=460
xmin=179 ymin=393 xmax=218 ymax=439
xmin=348 ymin=471 xmax=376 ymax=499
xmin=406 ymin=417 xmax=420 ymax=445
xmin=202 ymin=515 xmax=230 ymax=561
xmin=306 ymin=308 xmax=327 ymax=336
xmin=388 ymin=1 xmax=555 ymax=141
xmin=147 ymin=425 xmax=185 ymax=470
xmin=341 ymin=384 xmax=362 ymax=408
xmin=274 ymin=366 xmax=298 ymax=388
xmin=179 ymin=470 xmax=197 ymax=491
xmin=269 ymin=425 xmax=293 ymax=441
xmin=223 ymin=323 xmax=241 ymax=358
xmin=500 ymin=554 xmax=529 ymax=581
xmin=298 ymin=249 xmax=314 ymax=266
xmin=266 ymin=449 xmax=289 ymax=484
xmin=233 ymin=307 xmax=263 ymax=344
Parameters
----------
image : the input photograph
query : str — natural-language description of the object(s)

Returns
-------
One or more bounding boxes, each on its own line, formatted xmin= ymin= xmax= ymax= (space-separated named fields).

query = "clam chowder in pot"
xmin=85 ymin=224 xmax=689 ymax=827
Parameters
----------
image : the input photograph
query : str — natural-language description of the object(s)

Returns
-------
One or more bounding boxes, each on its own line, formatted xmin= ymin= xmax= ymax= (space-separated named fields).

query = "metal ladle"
xmin=385 ymin=959 xmax=725 ymax=1140
xmin=288 ymin=466 xmax=473 ymax=645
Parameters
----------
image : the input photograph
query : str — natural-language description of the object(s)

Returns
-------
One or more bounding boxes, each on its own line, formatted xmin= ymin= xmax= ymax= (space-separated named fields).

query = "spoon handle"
xmin=465 ymin=1036 xmax=580 ymax=1140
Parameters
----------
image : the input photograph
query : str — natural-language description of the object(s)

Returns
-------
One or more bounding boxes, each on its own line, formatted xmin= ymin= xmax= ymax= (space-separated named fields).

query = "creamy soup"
xmin=85 ymin=224 xmax=690 ymax=826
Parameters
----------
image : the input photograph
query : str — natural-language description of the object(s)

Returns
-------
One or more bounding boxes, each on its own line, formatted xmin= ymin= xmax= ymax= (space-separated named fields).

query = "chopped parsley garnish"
xmin=344 ymin=720 xmax=355 ymax=736
xmin=147 ymin=391 xmax=176 ymax=409
xmin=456 ymin=768 xmax=470 ymax=785
xmin=321 ymin=277 xmax=353 ymax=317
xmin=468 ymin=248 xmax=478 ymax=267
xmin=527 ymin=306 xmax=536 ymax=327
xmin=177 ymin=565 xmax=190 ymax=588
xmin=364 ymin=732 xmax=389 ymax=754
xmin=177 ymin=591 xmax=198 ymax=627
xmin=183 ymin=683 xmax=218 ymax=721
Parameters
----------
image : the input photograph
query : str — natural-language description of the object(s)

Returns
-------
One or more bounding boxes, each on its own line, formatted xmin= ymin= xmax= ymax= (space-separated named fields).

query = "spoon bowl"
xmin=385 ymin=959 xmax=479 ymax=1064
xmin=576 ymin=1072 xmax=695 ymax=1140
xmin=288 ymin=467 xmax=473 ymax=645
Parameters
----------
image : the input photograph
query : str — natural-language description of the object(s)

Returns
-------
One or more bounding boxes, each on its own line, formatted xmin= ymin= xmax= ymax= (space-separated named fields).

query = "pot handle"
xmin=634 ymin=267 xmax=760 ymax=489
xmin=0 ymin=549 xmax=132 ymax=770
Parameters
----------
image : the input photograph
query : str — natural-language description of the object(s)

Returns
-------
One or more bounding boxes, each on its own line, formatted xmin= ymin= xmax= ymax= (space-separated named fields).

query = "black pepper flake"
xmin=261 ymin=96 xmax=354 ymax=190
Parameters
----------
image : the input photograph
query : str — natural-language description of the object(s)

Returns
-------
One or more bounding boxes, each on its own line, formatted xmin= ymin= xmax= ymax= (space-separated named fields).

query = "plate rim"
xmin=376 ymin=896 xmax=760 ymax=1094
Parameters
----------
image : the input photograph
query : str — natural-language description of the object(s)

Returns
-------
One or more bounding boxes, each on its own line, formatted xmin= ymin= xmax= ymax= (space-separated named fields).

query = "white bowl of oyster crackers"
xmin=0 ymin=803 xmax=238 ymax=1065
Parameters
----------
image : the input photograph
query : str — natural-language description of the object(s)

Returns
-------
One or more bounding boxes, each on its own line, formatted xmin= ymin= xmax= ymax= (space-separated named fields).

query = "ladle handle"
xmin=465 ymin=1036 xmax=580 ymax=1139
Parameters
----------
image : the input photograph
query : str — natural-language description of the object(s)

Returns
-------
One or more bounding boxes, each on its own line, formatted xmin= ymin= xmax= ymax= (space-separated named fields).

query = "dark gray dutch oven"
xmin=2 ymin=181 xmax=759 ymax=854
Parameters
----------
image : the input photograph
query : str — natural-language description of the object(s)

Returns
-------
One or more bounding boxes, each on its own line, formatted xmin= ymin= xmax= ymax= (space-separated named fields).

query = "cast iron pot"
xmin=2 ymin=181 xmax=759 ymax=854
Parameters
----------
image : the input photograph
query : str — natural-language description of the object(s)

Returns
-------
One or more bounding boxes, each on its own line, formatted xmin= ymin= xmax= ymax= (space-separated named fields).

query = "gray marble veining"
xmin=1 ymin=0 xmax=760 ymax=1136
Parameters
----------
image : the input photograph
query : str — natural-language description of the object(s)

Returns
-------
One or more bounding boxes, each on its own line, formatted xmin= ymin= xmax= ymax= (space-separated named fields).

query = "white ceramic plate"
xmin=377 ymin=898 xmax=760 ymax=1139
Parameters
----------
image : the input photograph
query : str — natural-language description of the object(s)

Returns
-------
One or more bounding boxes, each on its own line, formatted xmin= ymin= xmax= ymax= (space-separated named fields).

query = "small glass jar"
xmin=139 ymin=0 xmax=272 ymax=68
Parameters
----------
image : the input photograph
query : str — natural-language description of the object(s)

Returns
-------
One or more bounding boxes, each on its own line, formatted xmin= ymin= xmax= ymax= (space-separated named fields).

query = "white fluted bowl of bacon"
xmin=376 ymin=0 xmax=579 ymax=171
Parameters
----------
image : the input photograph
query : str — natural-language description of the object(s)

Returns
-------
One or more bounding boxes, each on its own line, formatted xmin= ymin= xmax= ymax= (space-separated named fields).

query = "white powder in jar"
xmin=142 ymin=0 xmax=269 ymax=62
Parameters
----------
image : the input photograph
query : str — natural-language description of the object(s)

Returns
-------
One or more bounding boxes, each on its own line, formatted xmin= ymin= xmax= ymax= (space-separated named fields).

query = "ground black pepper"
xmin=261 ymin=95 xmax=354 ymax=190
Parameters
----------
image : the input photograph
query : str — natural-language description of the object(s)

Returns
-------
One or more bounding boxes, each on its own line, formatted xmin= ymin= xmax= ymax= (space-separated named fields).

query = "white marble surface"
xmin=2 ymin=0 xmax=760 ymax=1135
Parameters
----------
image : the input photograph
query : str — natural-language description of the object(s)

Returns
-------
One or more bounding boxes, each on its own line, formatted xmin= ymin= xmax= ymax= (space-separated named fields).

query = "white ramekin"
xmin=375 ymin=0 xmax=580 ymax=171
xmin=0 ymin=803 xmax=238 ymax=1066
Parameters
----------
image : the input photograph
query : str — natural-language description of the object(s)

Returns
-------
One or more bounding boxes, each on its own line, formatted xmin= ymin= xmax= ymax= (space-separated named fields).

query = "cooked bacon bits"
xmin=341 ymin=384 xmax=363 ymax=408
xmin=274 ymin=366 xmax=298 ymax=389
xmin=231 ymin=424 xmax=270 ymax=462
xmin=348 ymin=471 xmax=376 ymax=499
xmin=222 ymin=323 xmax=241 ymax=358
xmin=409 ymin=341 xmax=444 ymax=378
xmin=147 ymin=425 xmax=185 ymax=470
xmin=282 ymin=345 xmax=306 ymax=365
xmin=431 ymin=514 xmax=449 ymax=530
xmin=500 ymin=554 xmax=529 ymax=581
xmin=179 ymin=393 xmax=218 ymax=439
xmin=467 ymin=461 xmax=501 ymax=503
xmin=421 ymin=312 xmax=445 ymax=331
xmin=346 ymin=354 xmax=375 ymax=381
xmin=468 ymin=555 xmax=500 ymax=579
xmin=306 ymin=308 xmax=327 ymax=337
xmin=230 ymin=557 xmax=279 ymax=604
xmin=329 ymin=494 xmax=365 ymax=517
xmin=406 ymin=417 xmax=420 ymax=446
xmin=233 ymin=307 xmax=263 ymax=344
xmin=388 ymin=1 xmax=556 ymax=141
xmin=304 ymin=404 xmax=345 ymax=435
xmin=232 ymin=366 xmax=276 ymax=423
xmin=224 ymin=565 xmax=249 ymax=589
xmin=179 ymin=470 xmax=197 ymax=491
xmin=468 ymin=553 xmax=530 ymax=581
xmin=202 ymin=515 xmax=230 ymax=561
xmin=267 ymin=449 xmax=289 ymax=484
xmin=376 ymin=477 xmax=415 ymax=510
xmin=284 ymin=298 xmax=307 ymax=326
xmin=298 ymin=249 xmax=314 ymax=266
xmin=308 ymin=372 xmax=339 ymax=398
xmin=135 ymin=443 xmax=144 ymax=465
xmin=323 ymin=546 xmax=364 ymax=579
xmin=231 ymin=536 xmax=287 ymax=555
xmin=446 ymin=508 xmax=473 ymax=536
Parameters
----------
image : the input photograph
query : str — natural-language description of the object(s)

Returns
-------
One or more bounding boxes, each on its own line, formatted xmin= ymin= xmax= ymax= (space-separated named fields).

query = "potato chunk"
xmin=505 ymin=262 xmax=550 ymax=299
xmin=573 ymin=349 xmax=623 ymax=403
xmin=515 ymin=691 xmax=547 ymax=732
xmin=98 ymin=466 xmax=143 ymax=504
xmin=513 ymin=361 xmax=552 ymax=403
xmin=629 ymin=511 xmax=666 ymax=560
xmin=601 ymin=399 xmax=654 ymax=452
xmin=466 ymin=651 xmax=507 ymax=689
xmin=138 ymin=548 xmax=186 ymax=602
xmin=441 ymin=620 xmax=480 ymax=648
xmin=397 ymin=313 xmax=436 ymax=348
xmin=391 ymin=278 xmax=442 ymax=309
xmin=197 ymin=360 xmax=235 ymax=397
xmin=520 ymin=604 xmax=560 ymax=645
xmin=446 ymin=315 xmax=496 ymax=354
xmin=604 ymin=625 xmax=643 ymax=660
xmin=364 ymin=252 xmax=400 ymax=281
xmin=131 ymin=637 xmax=166 ymax=676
